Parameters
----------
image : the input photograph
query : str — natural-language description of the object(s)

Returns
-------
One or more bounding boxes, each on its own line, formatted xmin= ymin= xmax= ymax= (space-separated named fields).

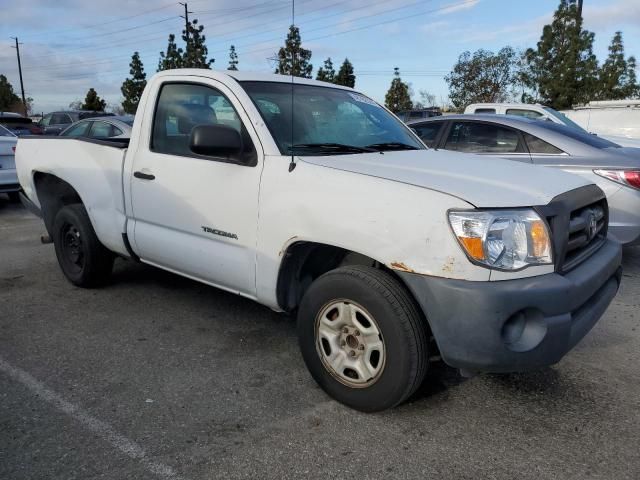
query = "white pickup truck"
xmin=16 ymin=70 xmax=622 ymax=411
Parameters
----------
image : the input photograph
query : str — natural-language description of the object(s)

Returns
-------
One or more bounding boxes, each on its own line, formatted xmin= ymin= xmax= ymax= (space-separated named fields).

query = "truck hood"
xmin=301 ymin=149 xmax=592 ymax=208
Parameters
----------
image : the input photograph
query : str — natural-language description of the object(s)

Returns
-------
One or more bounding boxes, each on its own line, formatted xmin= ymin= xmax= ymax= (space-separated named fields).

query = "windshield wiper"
xmin=289 ymin=143 xmax=377 ymax=154
xmin=364 ymin=142 xmax=420 ymax=151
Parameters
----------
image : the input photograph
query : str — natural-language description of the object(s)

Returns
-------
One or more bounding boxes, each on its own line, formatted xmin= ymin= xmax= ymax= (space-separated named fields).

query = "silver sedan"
xmin=59 ymin=115 xmax=133 ymax=139
xmin=409 ymin=114 xmax=640 ymax=245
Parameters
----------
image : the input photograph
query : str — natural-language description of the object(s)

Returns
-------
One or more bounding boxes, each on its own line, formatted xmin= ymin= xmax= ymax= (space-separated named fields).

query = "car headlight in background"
xmin=448 ymin=210 xmax=553 ymax=270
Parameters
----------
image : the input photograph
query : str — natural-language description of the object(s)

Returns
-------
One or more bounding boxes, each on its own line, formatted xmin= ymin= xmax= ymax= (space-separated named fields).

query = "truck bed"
xmin=15 ymin=136 xmax=130 ymax=256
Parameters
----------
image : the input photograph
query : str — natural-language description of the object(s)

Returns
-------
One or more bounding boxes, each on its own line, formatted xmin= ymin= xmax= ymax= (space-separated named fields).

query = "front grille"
xmin=537 ymin=185 xmax=609 ymax=274
xmin=562 ymin=200 xmax=607 ymax=271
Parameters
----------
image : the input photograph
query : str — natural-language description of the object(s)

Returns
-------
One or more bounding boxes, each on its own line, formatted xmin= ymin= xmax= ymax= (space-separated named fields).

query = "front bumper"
xmin=399 ymin=238 xmax=622 ymax=373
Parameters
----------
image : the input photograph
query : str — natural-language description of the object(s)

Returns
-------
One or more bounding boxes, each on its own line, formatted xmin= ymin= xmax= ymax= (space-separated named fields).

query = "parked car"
xmin=39 ymin=110 xmax=115 ymax=135
xmin=463 ymin=102 xmax=640 ymax=147
xmin=397 ymin=107 xmax=442 ymax=122
xmin=16 ymin=70 xmax=622 ymax=411
xmin=0 ymin=124 xmax=20 ymax=201
xmin=0 ymin=112 xmax=43 ymax=136
xmin=409 ymin=114 xmax=640 ymax=245
xmin=59 ymin=116 xmax=133 ymax=139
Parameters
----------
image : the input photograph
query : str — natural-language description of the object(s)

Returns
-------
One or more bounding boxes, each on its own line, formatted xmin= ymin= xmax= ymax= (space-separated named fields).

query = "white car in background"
xmin=0 ymin=124 xmax=20 ymax=202
xmin=464 ymin=103 xmax=640 ymax=148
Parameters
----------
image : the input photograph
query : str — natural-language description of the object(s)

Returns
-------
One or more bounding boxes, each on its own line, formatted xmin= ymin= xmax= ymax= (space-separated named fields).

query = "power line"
xmin=21 ymin=0 xmax=474 ymax=84
xmin=17 ymin=2 xmax=178 ymax=39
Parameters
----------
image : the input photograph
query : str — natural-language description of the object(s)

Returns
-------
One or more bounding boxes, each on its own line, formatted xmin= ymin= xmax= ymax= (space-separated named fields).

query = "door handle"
xmin=134 ymin=171 xmax=155 ymax=180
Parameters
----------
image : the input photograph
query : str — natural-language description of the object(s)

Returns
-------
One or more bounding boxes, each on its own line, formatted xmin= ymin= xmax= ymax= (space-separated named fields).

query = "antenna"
xmin=288 ymin=0 xmax=297 ymax=173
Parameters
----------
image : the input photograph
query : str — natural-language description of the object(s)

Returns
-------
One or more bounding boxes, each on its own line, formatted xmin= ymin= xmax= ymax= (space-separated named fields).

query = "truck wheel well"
xmin=33 ymin=172 xmax=83 ymax=235
xmin=276 ymin=242 xmax=399 ymax=312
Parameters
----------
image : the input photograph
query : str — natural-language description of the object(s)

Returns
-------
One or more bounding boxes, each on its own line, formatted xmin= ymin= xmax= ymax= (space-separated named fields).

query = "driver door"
xmin=127 ymin=79 xmax=263 ymax=297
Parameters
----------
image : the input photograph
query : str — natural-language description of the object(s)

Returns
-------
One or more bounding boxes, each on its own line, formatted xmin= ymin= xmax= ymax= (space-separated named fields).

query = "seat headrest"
xmin=166 ymin=103 xmax=217 ymax=135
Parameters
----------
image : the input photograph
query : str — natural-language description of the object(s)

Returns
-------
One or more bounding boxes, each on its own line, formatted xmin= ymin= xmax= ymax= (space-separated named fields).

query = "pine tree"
xmin=598 ymin=32 xmax=639 ymax=100
xmin=275 ymin=25 xmax=313 ymax=78
xmin=316 ymin=58 xmax=335 ymax=83
xmin=158 ymin=34 xmax=184 ymax=71
xmin=82 ymin=88 xmax=106 ymax=111
xmin=228 ymin=45 xmax=239 ymax=71
xmin=523 ymin=0 xmax=598 ymax=109
xmin=182 ymin=19 xmax=214 ymax=69
xmin=335 ymin=58 xmax=356 ymax=87
xmin=121 ymin=51 xmax=147 ymax=114
xmin=384 ymin=68 xmax=412 ymax=113
xmin=0 ymin=75 xmax=21 ymax=111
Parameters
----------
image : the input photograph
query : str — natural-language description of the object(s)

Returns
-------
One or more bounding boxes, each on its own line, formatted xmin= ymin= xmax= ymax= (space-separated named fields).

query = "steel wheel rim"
xmin=315 ymin=299 xmax=386 ymax=388
xmin=61 ymin=223 xmax=84 ymax=272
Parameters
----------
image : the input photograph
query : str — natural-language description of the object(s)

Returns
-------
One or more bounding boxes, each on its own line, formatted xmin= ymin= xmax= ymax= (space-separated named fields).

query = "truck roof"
xmin=153 ymin=69 xmax=354 ymax=90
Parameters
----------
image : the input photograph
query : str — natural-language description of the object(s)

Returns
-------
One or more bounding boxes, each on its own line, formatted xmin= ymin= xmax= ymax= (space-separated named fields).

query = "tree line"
xmin=118 ymin=22 xmax=357 ymax=114
xmin=445 ymin=0 xmax=639 ymax=111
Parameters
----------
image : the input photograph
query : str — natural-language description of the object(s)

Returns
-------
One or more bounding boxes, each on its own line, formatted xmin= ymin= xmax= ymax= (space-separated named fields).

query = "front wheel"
xmin=297 ymin=266 xmax=429 ymax=412
xmin=52 ymin=204 xmax=114 ymax=287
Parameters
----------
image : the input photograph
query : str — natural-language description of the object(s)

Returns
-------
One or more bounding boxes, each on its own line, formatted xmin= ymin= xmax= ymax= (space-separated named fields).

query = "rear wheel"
xmin=297 ymin=265 xmax=428 ymax=412
xmin=52 ymin=204 xmax=114 ymax=287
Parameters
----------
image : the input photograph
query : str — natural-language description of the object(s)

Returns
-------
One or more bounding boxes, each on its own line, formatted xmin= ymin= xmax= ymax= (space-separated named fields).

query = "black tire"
xmin=7 ymin=191 xmax=21 ymax=203
xmin=297 ymin=265 xmax=428 ymax=412
xmin=52 ymin=204 xmax=114 ymax=287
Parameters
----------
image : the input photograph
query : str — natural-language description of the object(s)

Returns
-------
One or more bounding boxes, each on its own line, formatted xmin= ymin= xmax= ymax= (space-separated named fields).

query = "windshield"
xmin=542 ymin=107 xmax=588 ymax=132
xmin=241 ymin=81 xmax=425 ymax=155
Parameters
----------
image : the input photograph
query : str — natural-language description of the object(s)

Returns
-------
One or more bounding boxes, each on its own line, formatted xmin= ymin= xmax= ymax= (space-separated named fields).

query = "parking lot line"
xmin=0 ymin=356 xmax=185 ymax=480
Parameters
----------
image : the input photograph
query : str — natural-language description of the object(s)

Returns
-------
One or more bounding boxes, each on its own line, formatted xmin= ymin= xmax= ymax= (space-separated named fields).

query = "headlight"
xmin=448 ymin=209 xmax=553 ymax=270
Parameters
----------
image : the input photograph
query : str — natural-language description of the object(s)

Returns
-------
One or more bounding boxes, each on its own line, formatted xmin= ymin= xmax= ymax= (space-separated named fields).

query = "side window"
xmin=112 ymin=126 xmax=124 ymax=136
xmin=444 ymin=122 xmax=524 ymax=153
xmin=89 ymin=121 xmax=113 ymax=138
xmin=474 ymin=108 xmax=496 ymax=114
xmin=412 ymin=123 xmax=442 ymax=147
xmin=40 ymin=114 xmax=52 ymax=126
xmin=151 ymin=82 xmax=255 ymax=163
xmin=524 ymin=133 xmax=564 ymax=154
xmin=61 ymin=121 xmax=91 ymax=137
xmin=506 ymin=109 xmax=544 ymax=119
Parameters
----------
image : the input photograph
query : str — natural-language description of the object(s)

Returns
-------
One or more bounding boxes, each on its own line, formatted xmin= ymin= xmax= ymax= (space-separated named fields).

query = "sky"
xmin=0 ymin=0 xmax=639 ymax=113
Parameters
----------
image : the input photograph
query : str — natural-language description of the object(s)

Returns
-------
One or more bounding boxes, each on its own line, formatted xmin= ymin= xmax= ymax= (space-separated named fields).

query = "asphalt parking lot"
xmin=1 ymin=197 xmax=639 ymax=480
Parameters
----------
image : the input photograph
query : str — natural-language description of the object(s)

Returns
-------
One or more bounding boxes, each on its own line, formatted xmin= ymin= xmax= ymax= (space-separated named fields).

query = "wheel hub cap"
xmin=315 ymin=300 xmax=385 ymax=387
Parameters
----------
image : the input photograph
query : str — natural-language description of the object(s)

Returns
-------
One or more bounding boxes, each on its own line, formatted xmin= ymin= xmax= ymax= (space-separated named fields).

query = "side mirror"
xmin=189 ymin=124 xmax=243 ymax=159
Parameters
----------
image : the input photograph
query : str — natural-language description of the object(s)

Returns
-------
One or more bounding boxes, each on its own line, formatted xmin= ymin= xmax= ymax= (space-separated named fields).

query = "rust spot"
xmin=390 ymin=262 xmax=415 ymax=273
xmin=441 ymin=256 xmax=455 ymax=274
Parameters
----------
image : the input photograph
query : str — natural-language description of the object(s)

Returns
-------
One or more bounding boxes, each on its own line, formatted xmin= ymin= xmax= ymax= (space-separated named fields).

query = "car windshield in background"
xmin=536 ymin=119 xmax=621 ymax=149
xmin=542 ymin=107 xmax=589 ymax=133
xmin=241 ymin=81 xmax=424 ymax=155
xmin=0 ymin=124 xmax=16 ymax=137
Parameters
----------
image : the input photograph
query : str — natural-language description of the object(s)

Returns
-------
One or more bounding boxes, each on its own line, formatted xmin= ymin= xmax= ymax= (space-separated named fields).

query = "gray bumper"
xmin=399 ymin=238 xmax=622 ymax=373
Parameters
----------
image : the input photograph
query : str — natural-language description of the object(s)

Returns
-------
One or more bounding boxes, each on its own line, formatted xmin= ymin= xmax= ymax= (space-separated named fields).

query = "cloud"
xmin=436 ymin=0 xmax=480 ymax=16
xmin=583 ymin=0 xmax=640 ymax=30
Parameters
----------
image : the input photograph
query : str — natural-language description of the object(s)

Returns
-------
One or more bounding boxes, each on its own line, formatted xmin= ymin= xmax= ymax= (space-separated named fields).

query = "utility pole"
xmin=10 ymin=37 xmax=27 ymax=116
xmin=179 ymin=2 xmax=192 ymax=53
